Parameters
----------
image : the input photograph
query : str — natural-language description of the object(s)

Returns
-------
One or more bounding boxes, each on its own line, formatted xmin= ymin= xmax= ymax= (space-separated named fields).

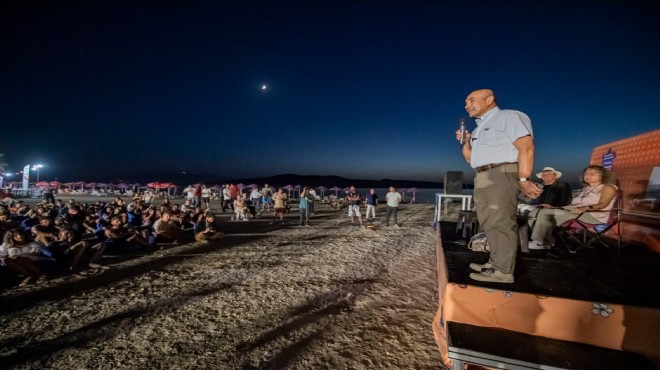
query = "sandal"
xmin=19 ymin=277 xmax=35 ymax=286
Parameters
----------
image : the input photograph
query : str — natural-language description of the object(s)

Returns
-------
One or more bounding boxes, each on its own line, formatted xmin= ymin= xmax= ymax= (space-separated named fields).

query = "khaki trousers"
xmin=474 ymin=163 xmax=520 ymax=274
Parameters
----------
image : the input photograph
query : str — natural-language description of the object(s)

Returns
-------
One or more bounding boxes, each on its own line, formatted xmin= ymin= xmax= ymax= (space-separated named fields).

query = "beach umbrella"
xmin=36 ymin=181 xmax=50 ymax=187
xmin=74 ymin=181 xmax=86 ymax=190
xmin=247 ymin=183 xmax=259 ymax=189
xmin=236 ymin=183 xmax=244 ymax=190
xmin=211 ymin=185 xmax=223 ymax=190
xmin=50 ymin=181 xmax=62 ymax=188
xmin=116 ymin=183 xmax=129 ymax=189
xmin=147 ymin=182 xmax=161 ymax=189
xmin=283 ymin=184 xmax=294 ymax=198
xmin=329 ymin=186 xmax=342 ymax=197
xmin=316 ymin=185 xmax=327 ymax=198
xmin=85 ymin=182 xmax=97 ymax=189
xmin=63 ymin=182 xmax=76 ymax=188
xmin=96 ymin=183 xmax=108 ymax=188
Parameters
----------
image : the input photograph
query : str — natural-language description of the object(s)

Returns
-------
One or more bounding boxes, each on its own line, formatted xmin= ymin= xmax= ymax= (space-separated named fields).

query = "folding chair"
xmin=556 ymin=196 xmax=622 ymax=254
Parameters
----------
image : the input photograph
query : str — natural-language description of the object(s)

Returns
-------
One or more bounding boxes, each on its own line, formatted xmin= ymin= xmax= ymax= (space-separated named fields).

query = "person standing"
xmin=194 ymin=184 xmax=202 ymax=208
xmin=201 ymin=185 xmax=212 ymax=210
xmin=346 ymin=185 xmax=363 ymax=227
xmin=365 ymin=188 xmax=378 ymax=221
xmin=249 ymin=187 xmax=262 ymax=215
xmin=457 ymin=89 xmax=541 ymax=283
xmin=385 ymin=186 xmax=401 ymax=227
xmin=308 ymin=188 xmax=317 ymax=216
xmin=299 ymin=187 xmax=312 ymax=226
xmin=222 ymin=185 xmax=233 ymax=212
xmin=42 ymin=185 xmax=55 ymax=204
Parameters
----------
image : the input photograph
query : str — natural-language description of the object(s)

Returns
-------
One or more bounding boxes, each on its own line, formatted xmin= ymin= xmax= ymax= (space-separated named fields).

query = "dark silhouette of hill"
xmin=222 ymin=174 xmax=444 ymax=189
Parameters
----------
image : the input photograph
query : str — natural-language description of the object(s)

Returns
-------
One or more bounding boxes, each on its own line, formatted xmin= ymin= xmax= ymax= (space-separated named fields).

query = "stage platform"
xmin=432 ymin=221 xmax=660 ymax=369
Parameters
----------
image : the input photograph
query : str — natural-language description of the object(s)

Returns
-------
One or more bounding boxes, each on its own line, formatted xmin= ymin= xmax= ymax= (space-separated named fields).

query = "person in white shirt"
xmin=250 ymin=187 xmax=263 ymax=214
xmin=201 ymin=185 xmax=212 ymax=210
xmin=385 ymin=186 xmax=402 ymax=227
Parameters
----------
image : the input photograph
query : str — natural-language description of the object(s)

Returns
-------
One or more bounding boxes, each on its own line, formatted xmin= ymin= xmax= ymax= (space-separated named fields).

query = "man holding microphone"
xmin=457 ymin=89 xmax=541 ymax=283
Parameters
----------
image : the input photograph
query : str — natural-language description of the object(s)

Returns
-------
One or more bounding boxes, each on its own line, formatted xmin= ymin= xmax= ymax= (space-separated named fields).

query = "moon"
xmin=261 ymin=84 xmax=267 ymax=90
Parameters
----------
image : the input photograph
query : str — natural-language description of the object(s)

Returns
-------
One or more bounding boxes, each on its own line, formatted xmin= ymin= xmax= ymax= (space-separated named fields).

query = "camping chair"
xmin=555 ymin=195 xmax=622 ymax=254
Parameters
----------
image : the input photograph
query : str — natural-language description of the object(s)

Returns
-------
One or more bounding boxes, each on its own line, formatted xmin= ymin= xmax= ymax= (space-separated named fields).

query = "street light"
xmin=31 ymin=164 xmax=44 ymax=182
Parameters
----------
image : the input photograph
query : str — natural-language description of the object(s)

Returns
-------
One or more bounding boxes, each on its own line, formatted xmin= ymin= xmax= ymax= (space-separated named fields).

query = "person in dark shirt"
xmin=346 ymin=185 xmax=363 ymax=227
xmin=530 ymin=167 xmax=572 ymax=207
xmin=365 ymin=188 xmax=379 ymax=221
xmin=31 ymin=216 xmax=60 ymax=245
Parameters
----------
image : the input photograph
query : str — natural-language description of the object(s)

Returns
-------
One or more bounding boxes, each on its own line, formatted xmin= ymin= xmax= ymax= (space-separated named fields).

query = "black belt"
xmin=475 ymin=162 xmax=517 ymax=173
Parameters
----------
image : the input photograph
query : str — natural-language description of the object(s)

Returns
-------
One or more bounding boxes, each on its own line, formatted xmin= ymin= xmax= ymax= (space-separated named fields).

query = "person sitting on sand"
xmin=42 ymin=228 xmax=106 ymax=273
xmin=104 ymin=216 xmax=151 ymax=252
xmin=31 ymin=215 xmax=61 ymax=245
xmin=234 ymin=194 xmax=249 ymax=221
xmin=0 ymin=229 xmax=47 ymax=286
xmin=194 ymin=213 xmax=224 ymax=242
xmin=152 ymin=210 xmax=184 ymax=244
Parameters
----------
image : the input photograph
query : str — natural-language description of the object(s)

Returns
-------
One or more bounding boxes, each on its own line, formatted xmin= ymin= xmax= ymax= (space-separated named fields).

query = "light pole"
xmin=32 ymin=164 xmax=44 ymax=183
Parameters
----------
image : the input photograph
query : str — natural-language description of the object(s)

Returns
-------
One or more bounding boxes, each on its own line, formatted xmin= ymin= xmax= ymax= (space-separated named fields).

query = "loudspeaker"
xmin=444 ymin=171 xmax=464 ymax=194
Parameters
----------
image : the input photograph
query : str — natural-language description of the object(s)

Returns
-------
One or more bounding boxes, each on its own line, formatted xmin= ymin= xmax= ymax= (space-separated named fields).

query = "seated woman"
xmin=193 ymin=213 xmax=224 ymax=242
xmin=0 ymin=229 xmax=47 ymax=286
xmin=529 ymin=165 xmax=617 ymax=249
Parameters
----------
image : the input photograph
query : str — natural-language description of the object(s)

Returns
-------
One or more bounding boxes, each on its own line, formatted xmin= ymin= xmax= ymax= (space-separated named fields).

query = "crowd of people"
xmin=1 ymin=182 xmax=412 ymax=288
xmin=0 ymin=193 xmax=224 ymax=288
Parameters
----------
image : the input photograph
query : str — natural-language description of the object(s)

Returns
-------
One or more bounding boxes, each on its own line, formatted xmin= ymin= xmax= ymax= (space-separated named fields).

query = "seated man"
xmin=152 ymin=210 xmax=184 ymax=244
xmin=42 ymin=229 xmax=106 ymax=272
xmin=520 ymin=167 xmax=573 ymax=246
xmin=104 ymin=216 xmax=151 ymax=252
xmin=31 ymin=215 xmax=61 ymax=245
xmin=528 ymin=167 xmax=572 ymax=208
xmin=193 ymin=213 xmax=224 ymax=242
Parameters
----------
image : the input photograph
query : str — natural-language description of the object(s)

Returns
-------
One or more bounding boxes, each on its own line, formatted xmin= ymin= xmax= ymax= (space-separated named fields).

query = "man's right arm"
xmin=456 ymin=129 xmax=472 ymax=163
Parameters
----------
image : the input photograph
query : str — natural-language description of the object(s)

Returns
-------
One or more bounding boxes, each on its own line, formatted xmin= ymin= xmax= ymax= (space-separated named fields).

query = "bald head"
xmin=465 ymin=89 xmax=497 ymax=118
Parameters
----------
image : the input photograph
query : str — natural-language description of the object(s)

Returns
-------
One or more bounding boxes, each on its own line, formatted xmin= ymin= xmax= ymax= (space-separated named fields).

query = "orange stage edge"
xmin=432 ymin=227 xmax=660 ymax=369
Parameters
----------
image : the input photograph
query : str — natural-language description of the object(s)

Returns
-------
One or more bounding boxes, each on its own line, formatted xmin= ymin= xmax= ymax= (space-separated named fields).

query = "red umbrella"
xmin=36 ymin=181 xmax=50 ymax=187
xmin=50 ymin=181 xmax=62 ymax=187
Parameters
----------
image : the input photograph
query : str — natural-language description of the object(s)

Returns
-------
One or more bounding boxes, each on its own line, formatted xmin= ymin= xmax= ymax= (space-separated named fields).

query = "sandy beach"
xmin=0 ymin=198 xmax=444 ymax=369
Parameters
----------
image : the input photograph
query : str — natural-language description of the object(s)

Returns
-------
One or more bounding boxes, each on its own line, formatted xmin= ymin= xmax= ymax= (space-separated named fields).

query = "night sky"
xmin=2 ymin=1 xmax=659 ymax=185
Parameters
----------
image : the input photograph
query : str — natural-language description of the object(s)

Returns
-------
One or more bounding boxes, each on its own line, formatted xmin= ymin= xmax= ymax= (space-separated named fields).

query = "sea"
xmin=323 ymin=188 xmax=473 ymax=205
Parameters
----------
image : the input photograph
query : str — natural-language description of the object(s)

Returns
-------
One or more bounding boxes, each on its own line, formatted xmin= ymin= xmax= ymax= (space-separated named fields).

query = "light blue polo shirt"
xmin=469 ymin=106 xmax=533 ymax=168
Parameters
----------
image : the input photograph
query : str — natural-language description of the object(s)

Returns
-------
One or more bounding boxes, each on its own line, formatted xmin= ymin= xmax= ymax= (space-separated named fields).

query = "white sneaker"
xmin=528 ymin=240 xmax=551 ymax=250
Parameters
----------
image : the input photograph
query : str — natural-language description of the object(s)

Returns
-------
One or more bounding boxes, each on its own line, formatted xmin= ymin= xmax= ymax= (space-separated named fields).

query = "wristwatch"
xmin=518 ymin=177 xmax=530 ymax=182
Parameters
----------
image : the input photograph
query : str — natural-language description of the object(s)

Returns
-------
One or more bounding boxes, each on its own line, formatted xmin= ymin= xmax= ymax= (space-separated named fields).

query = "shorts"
xmin=274 ymin=207 xmax=285 ymax=215
xmin=348 ymin=205 xmax=361 ymax=217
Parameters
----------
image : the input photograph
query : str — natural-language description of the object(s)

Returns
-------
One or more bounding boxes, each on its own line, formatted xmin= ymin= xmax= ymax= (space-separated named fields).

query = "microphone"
xmin=459 ymin=118 xmax=466 ymax=145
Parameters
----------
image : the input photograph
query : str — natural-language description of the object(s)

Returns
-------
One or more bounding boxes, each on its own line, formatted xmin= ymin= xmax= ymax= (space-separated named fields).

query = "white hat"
xmin=536 ymin=167 xmax=562 ymax=179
